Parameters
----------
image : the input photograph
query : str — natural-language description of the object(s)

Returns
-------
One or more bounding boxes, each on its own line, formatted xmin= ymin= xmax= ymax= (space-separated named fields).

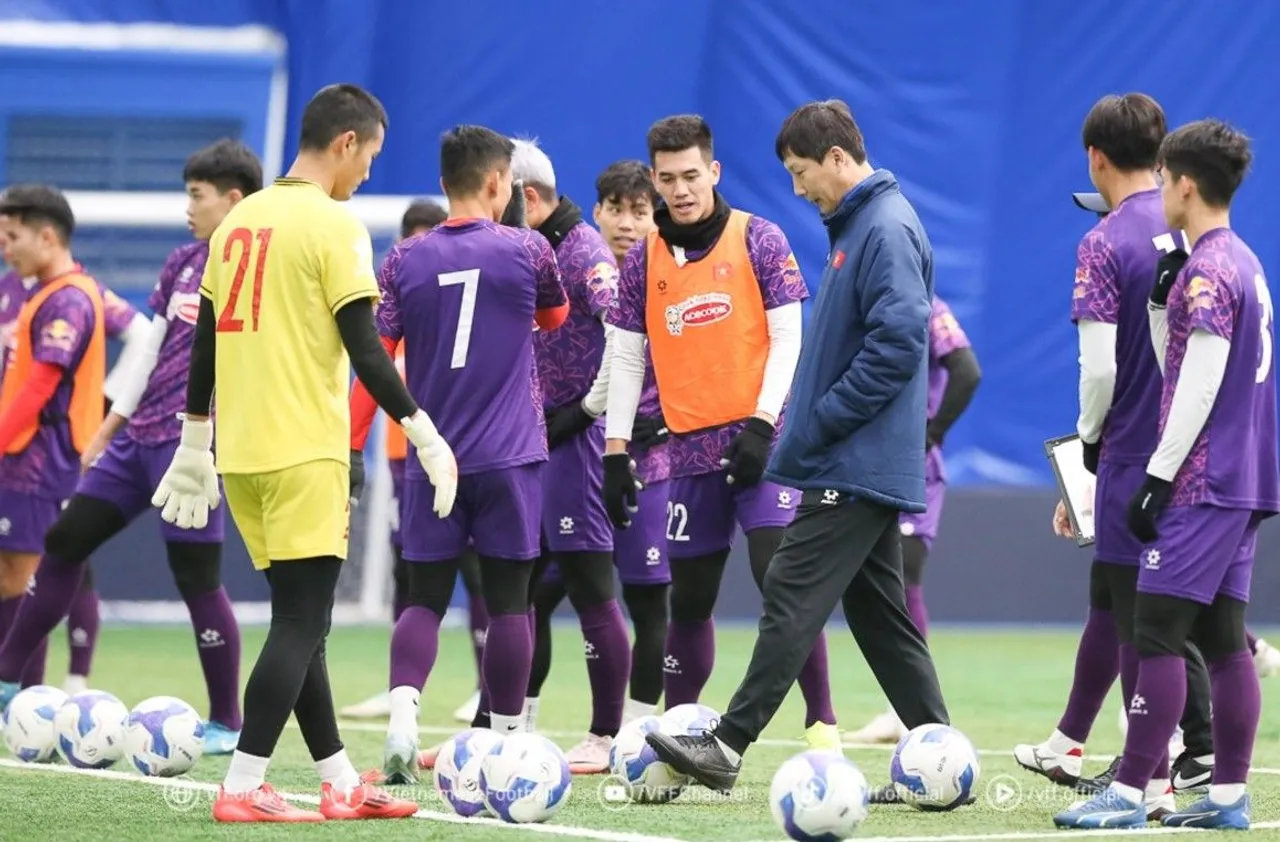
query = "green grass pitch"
xmin=2 ymin=623 xmax=1278 ymax=841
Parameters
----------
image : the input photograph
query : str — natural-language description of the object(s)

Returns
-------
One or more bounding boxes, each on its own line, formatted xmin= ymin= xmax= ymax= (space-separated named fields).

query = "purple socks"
xmin=1056 ymin=607 xmax=1120 ymax=743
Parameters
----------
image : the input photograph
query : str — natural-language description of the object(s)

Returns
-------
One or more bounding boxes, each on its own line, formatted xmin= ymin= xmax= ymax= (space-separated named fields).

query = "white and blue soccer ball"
xmin=434 ymin=728 xmax=506 ymax=817
xmin=658 ymin=703 xmax=720 ymax=737
xmin=607 ymin=714 xmax=689 ymax=804
xmin=55 ymin=690 xmax=129 ymax=768
xmin=123 ymin=695 xmax=205 ymax=777
xmin=479 ymin=733 xmax=572 ymax=823
xmin=3 ymin=685 xmax=67 ymax=763
xmin=771 ymin=751 xmax=871 ymax=841
xmin=890 ymin=723 xmax=979 ymax=811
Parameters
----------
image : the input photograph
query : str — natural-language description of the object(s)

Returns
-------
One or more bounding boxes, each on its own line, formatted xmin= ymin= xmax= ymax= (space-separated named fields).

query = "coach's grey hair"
xmin=510 ymin=138 xmax=556 ymax=192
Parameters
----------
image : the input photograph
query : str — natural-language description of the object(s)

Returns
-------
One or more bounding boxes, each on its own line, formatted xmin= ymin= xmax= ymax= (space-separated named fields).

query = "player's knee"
xmin=1132 ymin=593 xmax=1199 ymax=659
xmin=43 ymin=497 xmax=121 ymax=563
xmin=622 ymin=583 xmax=669 ymax=633
xmin=1193 ymin=596 xmax=1248 ymax=662
xmin=405 ymin=561 xmax=458 ymax=616
xmin=533 ymin=578 xmax=567 ymax=617
xmin=479 ymin=556 xmax=530 ymax=616
xmin=901 ymin=537 xmax=928 ymax=587
xmin=165 ymin=542 xmax=222 ymax=599
xmin=669 ymin=557 xmax=722 ymax=622
xmin=560 ymin=551 xmax=615 ymax=609
xmin=746 ymin=527 xmax=784 ymax=589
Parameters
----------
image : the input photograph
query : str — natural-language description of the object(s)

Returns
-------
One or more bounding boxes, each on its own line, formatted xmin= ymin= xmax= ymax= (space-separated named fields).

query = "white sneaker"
xmin=564 ymin=734 xmax=612 ymax=775
xmin=842 ymin=710 xmax=907 ymax=745
xmin=340 ymin=690 xmax=391 ymax=719
xmin=1255 ymin=638 xmax=1280 ymax=678
xmin=63 ymin=674 xmax=88 ymax=695
xmin=1146 ymin=786 xmax=1176 ymax=821
xmin=453 ymin=690 xmax=481 ymax=723
xmin=1013 ymin=738 xmax=1084 ymax=786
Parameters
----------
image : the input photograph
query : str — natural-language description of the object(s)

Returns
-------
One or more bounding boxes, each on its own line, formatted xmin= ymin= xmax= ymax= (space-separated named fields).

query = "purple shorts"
xmin=542 ymin=422 xmax=612 ymax=553
xmin=899 ymin=479 xmax=945 ymax=549
xmin=78 ymin=434 xmax=224 ymax=543
xmin=1094 ymin=462 xmax=1148 ymax=565
xmin=614 ymin=479 xmax=672 ymax=585
xmin=666 ymin=472 xmax=797 ymax=559
xmin=402 ymin=463 xmax=543 ymax=562
xmin=0 ymin=491 xmax=62 ymax=554
xmin=1138 ymin=505 xmax=1258 ymax=605
xmin=389 ymin=458 xmax=406 ymax=549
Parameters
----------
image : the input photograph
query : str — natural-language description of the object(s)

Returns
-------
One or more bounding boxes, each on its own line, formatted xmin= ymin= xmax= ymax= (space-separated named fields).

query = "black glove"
xmin=603 ymin=453 xmax=643 ymax=529
xmin=349 ymin=449 xmax=366 ymax=506
xmin=1152 ymin=249 xmax=1189 ymax=307
xmin=501 ymin=180 xmax=528 ymax=228
xmin=545 ymin=402 xmax=597 ymax=450
xmin=1127 ymin=474 xmax=1172 ymax=543
xmin=1081 ymin=438 xmax=1101 ymax=475
xmin=630 ymin=413 xmax=670 ymax=450
xmin=719 ymin=417 xmax=774 ymax=488
xmin=925 ymin=421 xmax=944 ymax=450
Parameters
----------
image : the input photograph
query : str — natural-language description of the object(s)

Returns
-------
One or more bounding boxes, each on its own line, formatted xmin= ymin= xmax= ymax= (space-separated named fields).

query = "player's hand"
xmin=151 ymin=416 xmax=220 ymax=530
xmin=603 ymin=452 xmax=643 ymax=529
xmin=1081 ymin=438 xmax=1101 ymax=475
xmin=401 ymin=410 xmax=458 ymax=518
xmin=349 ymin=449 xmax=366 ymax=506
xmin=544 ymin=402 xmax=597 ymax=451
xmin=1152 ymin=249 xmax=1189 ymax=308
xmin=720 ymin=417 xmax=774 ymax=488
xmin=630 ymin=413 xmax=670 ymax=450
xmin=1052 ymin=499 xmax=1073 ymax=538
xmin=1126 ymin=474 xmax=1172 ymax=543
xmin=80 ymin=429 xmax=111 ymax=474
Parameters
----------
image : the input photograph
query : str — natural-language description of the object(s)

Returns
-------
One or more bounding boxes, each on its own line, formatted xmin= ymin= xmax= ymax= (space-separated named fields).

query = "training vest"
xmin=0 ymin=271 xmax=106 ymax=454
xmin=385 ymin=349 xmax=408 ymax=460
xmin=644 ymin=210 xmax=767 ymax=433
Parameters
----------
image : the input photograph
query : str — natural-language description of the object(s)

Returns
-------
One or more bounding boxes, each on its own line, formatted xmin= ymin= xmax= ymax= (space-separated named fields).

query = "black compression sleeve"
xmin=334 ymin=297 xmax=419 ymax=422
xmin=928 ymin=346 xmax=981 ymax=440
xmin=184 ymin=296 xmax=217 ymax=416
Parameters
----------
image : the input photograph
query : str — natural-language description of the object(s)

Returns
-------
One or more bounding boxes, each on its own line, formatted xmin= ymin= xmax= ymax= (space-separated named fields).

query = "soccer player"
xmin=0 ymin=143 xmax=261 ymax=756
xmin=845 ymin=295 xmax=980 ymax=744
xmin=151 ymin=84 xmax=432 ymax=822
xmin=527 ymin=160 xmax=672 ymax=742
xmin=1014 ymin=97 xmax=1211 ymax=810
xmin=599 ymin=115 xmax=839 ymax=751
xmin=346 ymin=125 xmax=567 ymax=784
xmin=1056 ymin=119 xmax=1276 ymax=831
xmin=486 ymin=139 xmax=633 ymax=774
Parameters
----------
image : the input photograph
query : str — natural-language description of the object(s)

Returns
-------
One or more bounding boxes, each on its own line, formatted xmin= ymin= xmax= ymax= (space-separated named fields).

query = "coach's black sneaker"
xmin=1075 ymin=756 xmax=1120 ymax=795
xmin=644 ymin=732 xmax=740 ymax=793
xmin=1171 ymin=751 xmax=1213 ymax=793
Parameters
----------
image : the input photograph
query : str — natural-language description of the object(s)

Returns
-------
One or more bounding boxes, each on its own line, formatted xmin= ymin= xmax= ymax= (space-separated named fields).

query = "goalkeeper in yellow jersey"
xmin=151 ymin=83 xmax=456 ymax=823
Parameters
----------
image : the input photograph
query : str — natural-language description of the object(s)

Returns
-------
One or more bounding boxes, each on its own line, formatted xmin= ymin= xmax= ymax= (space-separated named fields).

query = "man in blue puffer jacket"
xmin=647 ymin=100 xmax=953 ymax=795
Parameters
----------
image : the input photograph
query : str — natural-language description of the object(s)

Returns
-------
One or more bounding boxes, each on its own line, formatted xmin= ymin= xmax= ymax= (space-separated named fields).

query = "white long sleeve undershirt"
xmin=582 ymin=319 xmax=615 ymax=418
xmin=1076 ymin=319 xmax=1117 ymax=444
xmin=103 ymin=312 xmax=154 ymax=404
xmin=1147 ymin=330 xmax=1231 ymax=481
xmin=603 ymin=328 xmax=648 ymax=440
xmin=106 ymin=314 xmax=168 ymax=419
xmin=1148 ymin=303 xmax=1171 ymax=376
xmin=757 ymin=302 xmax=803 ymax=421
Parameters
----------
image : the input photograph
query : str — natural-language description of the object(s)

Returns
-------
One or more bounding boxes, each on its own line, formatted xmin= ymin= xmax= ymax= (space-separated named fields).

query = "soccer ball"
xmin=123 ymin=696 xmax=205 ymax=777
xmin=55 ymin=690 xmax=129 ymax=768
xmin=607 ymin=715 xmax=689 ymax=804
xmin=770 ymin=751 xmax=870 ymax=841
xmin=890 ymin=723 xmax=979 ymax=811
xmin=434 ymin=728 xmax=506 ymax=817
xmin=480 ymin=733 xmax=572 ymax=823
xmin=658 ymin=703 xmax=720 ymax=737
xmin=3 ymin=685 xmax=67 ymax=763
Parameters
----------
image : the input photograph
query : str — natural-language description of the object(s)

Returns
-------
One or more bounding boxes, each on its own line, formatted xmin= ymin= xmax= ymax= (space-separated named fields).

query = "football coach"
xmin=646 ymin=100 xmax=953 ymax=793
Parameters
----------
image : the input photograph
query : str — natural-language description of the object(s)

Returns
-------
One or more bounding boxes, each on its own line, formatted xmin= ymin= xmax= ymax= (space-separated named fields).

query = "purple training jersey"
xmin=534 ymin=221 xmax=617 ymax=409
xmin=375 ymin=218 xmax=567 ymax=477
xmin=608 ymin=214 xmax=808 ymax=478
xmin=1160 ymin=228 xmax=1279 ymax=512
xmin=1070 ymin=189 xmax=1176 ymax=465
xmin=129 ymin=242 xmax=208 ymax=445
xmin=0 ymin=283 xmax=100 ymax=499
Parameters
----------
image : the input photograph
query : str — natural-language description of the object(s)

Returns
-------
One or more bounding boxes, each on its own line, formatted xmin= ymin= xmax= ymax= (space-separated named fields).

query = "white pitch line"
xmin=333 ymin=720 xmax=1280 ymax=776
xmin=743 ymin=821 xmax=1280 ymax=842
xmin=0 ymin=758 xmax=687 ymax=842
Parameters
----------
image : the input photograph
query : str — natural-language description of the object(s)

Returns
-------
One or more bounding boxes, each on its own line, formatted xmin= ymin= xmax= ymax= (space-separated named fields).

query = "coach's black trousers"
xmin=715 ymin=491 xmax=949 ymax=753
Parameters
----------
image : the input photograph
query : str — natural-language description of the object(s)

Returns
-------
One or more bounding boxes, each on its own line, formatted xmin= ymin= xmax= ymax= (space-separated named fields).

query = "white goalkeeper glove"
xmin=402 ymin=410 xmax=457 ymax=518
xmin=151 ymin=415 xmax=220 ymax=529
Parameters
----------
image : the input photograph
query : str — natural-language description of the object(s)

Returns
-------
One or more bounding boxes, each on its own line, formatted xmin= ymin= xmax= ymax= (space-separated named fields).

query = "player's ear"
xmin=223 ymin=188 xmax=245 ymax=207
xmin=709 ymin=159 xmax=722 ymax=186
xmin=592 ymin=203 xmax=603 ymax=226
xmin=335 ymin=130 xmax=358 ymax=157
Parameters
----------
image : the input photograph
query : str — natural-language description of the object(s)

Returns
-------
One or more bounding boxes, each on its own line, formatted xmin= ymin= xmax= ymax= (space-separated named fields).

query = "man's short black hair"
xmin=1159 ymin=119 xmax=1252 ymax=209
xmin=775 ymin=99 xmax=867 ymax=165
xmin=183 ymin=139 xmax=263 ymax=196
xmin=595 ymin=160 xmax=658 ymax=206
xmin=0 ymin=184 xmax=74 ymax=244
xmin=298 ymin=83 xmax=388 ymax=152
xmin=401 ymin=199 xmax=447 ymax=238
xmin=439 ymin=125 xmax=515 ymax=196
xmin=1081 ymin=93 xmax=1166 ymax=172
xmin=646 ymin=115 xmax=713 ymax=164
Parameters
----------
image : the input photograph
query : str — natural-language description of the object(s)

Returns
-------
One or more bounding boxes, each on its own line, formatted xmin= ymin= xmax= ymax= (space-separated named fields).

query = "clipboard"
xmin=1044 ymin=434 xmax=1096 ymax=547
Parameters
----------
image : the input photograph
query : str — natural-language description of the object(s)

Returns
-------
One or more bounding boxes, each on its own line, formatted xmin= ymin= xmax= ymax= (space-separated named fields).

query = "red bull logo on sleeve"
xmin=40 ymin=318 xmax=78 ymax=351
